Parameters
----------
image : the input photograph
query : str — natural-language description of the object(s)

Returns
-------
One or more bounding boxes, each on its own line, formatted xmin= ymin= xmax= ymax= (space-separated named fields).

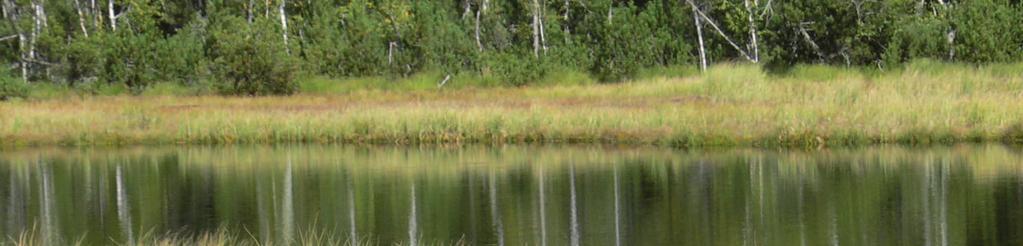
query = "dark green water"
xmin=2 ymin=145 xmax=1023 ymax=245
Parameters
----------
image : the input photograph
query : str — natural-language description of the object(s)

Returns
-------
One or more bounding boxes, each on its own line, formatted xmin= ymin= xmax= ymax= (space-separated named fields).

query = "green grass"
xmin=2 ymin=62 xmax=1023 ymax=148
xmin=5 ymin=226 xmax=459 ymax=246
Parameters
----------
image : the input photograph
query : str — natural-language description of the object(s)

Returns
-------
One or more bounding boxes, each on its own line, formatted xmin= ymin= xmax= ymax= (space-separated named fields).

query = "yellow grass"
xmin=2 ymin=63 xmax=1023 ymax=148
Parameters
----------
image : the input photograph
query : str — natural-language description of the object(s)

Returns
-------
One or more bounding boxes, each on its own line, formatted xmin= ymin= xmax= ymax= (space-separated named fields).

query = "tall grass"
xmin=3 ymin=227 xmax=458 ymax=246
xmin=2 ymin=62 xmax=1022 ymax=148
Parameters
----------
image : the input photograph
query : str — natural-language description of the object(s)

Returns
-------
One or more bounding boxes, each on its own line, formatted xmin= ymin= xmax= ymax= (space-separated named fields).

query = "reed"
xmin=2 ymin=62 xmax=1022 ymax=148
xmin=3 ymin=228 xmax=422 ymax=246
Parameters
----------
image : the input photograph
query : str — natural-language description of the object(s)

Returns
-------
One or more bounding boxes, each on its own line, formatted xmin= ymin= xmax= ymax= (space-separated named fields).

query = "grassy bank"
xmin=6 ymin=228 xmax=450 ymax=246
xmin=2 ymin=62 xmax=1023 ymax=148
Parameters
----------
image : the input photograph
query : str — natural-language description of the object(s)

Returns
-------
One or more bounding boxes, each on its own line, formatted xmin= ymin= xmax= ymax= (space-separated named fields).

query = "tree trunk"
xmin=108 ymin=0 xmax=116 ymax=31
xmin=73 ymin=0 xmax=89 ymax=37
xmin=4 ymin=0 xmax=28 ymax=80
xmin=693 ymin=5 xmax=707 ymax=72
xmin=744 ymin=0 xmax=758 ymax=62
xmin=538 ymin=0 xmax=547 ymax=54
xmin=686 ymin=0 xmax=755 ymax=62
xmin=562 ymin=0 xmax=569 ymax=43
xmin=475 ymin=0 xmax=483 ymax=52
xmin=937 ymin=2 xmax=954 ymax=60
xmin=532 ymin=0 xmax=540 ymax=57
xmin=247 ymin=0 xmax=254 ymax=23
xmin=91 ymin=0 xmax=99 ymax=30
xmin=946 ymin=29 xmax=955 ymax=60
xmin=798 ymin=22 xmax=825 ymax=61
xmin=29 ymin=0 xmax=46 ymax=79
xmin=278 ymin=0 xmax=290 ymax=55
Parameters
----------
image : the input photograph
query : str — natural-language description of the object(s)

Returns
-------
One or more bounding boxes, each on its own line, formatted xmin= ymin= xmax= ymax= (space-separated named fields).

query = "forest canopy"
xmin=1 ymin=0 xmax=1022 ymax=95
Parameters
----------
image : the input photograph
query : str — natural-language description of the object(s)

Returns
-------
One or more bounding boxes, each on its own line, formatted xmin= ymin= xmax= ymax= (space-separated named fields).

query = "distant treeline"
xmin=1 ymin=0 xmax=1022 ymax=94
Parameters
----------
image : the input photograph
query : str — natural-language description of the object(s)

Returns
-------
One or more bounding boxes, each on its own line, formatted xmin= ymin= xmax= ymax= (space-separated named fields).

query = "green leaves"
xmin=209 ymin=17 xmax=297 ymax=96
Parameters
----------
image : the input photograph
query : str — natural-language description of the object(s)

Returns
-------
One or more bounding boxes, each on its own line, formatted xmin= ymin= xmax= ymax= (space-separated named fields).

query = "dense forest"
xmin=1 ymin=0 xmax=1022 ymax=95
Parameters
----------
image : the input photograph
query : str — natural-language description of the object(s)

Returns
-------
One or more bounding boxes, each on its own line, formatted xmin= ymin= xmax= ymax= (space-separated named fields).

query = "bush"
xmin=950 ymin=0 xmax=1023 ymax=63
xmin=484 ymin=52 xmax=547 ymax=86
xmin=60 ymin=35 xmax=106 ymax=86
xmin=588 ymin=4 xmax=684 ymax=82
xmin=153 ymin=19 xmax=209 ymax=85
xmin=101 ymin=31 xmax=161 ymax=94
xmin=209 ymin=17 xmax=298 ymax=96
xmin=0 ymin=71 xmax=28 ymax=101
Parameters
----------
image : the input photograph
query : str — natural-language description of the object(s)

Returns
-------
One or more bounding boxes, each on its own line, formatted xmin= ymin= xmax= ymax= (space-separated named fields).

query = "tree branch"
xmin=685 ymin=0 xmax=755 ymax=62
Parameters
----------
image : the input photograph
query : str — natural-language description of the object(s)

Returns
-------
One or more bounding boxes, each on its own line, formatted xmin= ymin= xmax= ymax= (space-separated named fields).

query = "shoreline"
xmin=3 ymin=65 xmax=1023 ymax=148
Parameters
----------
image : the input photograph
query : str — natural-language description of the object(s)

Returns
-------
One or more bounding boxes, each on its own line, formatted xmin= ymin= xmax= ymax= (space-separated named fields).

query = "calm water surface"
xmin=2 ymin=145 xmax=1023 ymax=245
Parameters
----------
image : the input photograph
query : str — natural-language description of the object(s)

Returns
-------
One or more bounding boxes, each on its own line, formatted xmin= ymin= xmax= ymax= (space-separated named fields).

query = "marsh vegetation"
xmin=2 ymin=62 xmax=1023 ymax=147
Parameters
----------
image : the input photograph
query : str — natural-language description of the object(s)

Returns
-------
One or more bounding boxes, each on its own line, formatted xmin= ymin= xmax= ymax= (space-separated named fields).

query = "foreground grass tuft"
xmin=4 ymin=227 xmax=458 ymax=246
xmin=2 ymin=63 xmax=1023 ymax=148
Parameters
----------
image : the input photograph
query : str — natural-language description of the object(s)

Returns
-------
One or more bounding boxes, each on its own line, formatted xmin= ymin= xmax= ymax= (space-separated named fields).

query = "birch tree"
xmin=693 ymin=3 xmax=707 ymax=72
xmin=474 ymin=0 xmax=485 ymax=52
xmin=744 ymin=0 xmax=759 ymax=62
xmin=685 ymin=0 xmax=756 ymax=62
xmin=279 ymin=0 xmax=290 ymax=55
xmin=108 ymin=0 xmax=116 ymax=31
xmin=73 ymin=0 xmax=89 ymax=37
xmin=3 ymin=0 xmax=27 ymax=80
xmin=531 ymin=0 xmax=541 ymax=57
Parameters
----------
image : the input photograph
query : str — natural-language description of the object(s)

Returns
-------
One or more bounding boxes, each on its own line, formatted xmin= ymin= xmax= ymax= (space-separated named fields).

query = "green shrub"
xmin=588 ymin=4 xmax=685 ymax=82
xmin=60 ymin=35 xmax=106 ymax=86
xmin=0 ymin=70 xmax=28 ymax=101
xmin=484 ymin=52 xmax=547 ymax=86
xmin=153 ymin=19 xmax=209 ymax=85
xmin=101 ymin=31 xmax=161 ymax=94
xmin=209 ymin=17 xmax=298 ymax=96
xmin=950 ymin=0 xmax=1023 ymax=63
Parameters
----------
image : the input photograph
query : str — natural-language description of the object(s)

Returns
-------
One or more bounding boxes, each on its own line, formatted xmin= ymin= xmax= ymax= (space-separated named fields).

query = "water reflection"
xmin=1 ymin=145 xmax=1023 ymax=245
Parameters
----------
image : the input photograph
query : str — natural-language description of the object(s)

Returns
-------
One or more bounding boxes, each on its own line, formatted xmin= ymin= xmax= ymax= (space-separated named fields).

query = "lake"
xmin=2 ymin=145 xmax=1022 ymax=245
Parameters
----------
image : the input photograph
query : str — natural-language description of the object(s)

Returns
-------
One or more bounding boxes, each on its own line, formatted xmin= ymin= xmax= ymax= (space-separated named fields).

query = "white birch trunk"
xmin=531 ymin=0 xmax=541 ymax=57
xmin=475 ymin=0 xmax=483 ymax=52
xmin=108 ymin=0 xmax=116 ymax=31
xmin=2 ymin=0 xmax=28 ymax=80
xmin=745 ymin=0 xmax=759 ymax=62
xmin=247 ymin=0 xmax=254 ymax=23
xmin=562 ymin=0 xmax=569 ymax=43
xmin=936 ymin=0 xmax=954 ymax=60
xmin=29 ymin=0 xmax=40 ymax=63
xmin=91 ymin=0 xmax=97 ymax=28
xmin=798 ymin=23 xmax=826 ymax=61
xmin=538 ymin=0 xmax=547 ymax=54
xmin=686 ymin=0 xmax=755 ymax=62
xmin=946 ymin=29 xmax=955 ymax=60
xmin=693 ymin=6 xmax=707 ymax=72
xmin=278 ymin=0 xmax=290 ymax=55
xmin=26 ymin=0 xmax=46 ymax=80
xmin=74 ymin=0 xmax=89 ymax=37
